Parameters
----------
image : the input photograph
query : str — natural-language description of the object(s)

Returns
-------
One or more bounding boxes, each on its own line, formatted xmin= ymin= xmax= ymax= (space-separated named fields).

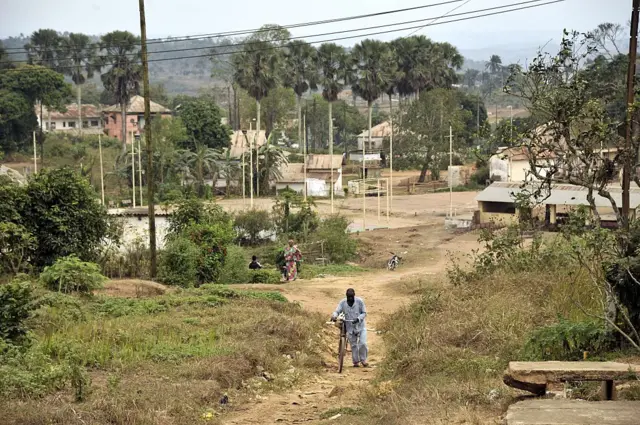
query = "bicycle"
xmin=334 ymin=315 xmax=358 ymax=373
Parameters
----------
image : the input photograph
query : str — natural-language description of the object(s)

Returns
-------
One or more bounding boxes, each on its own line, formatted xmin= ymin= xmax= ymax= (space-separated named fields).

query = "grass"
xmin=299 ymin=263 xmax=367 ymax=280
xmin=0 ymin=284 xmax=325 ymax=425
xmin=344 ymin=236 xmax=608 ymax=424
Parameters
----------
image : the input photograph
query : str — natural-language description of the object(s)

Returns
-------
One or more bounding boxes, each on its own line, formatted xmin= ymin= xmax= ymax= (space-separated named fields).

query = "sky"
xmin=0 ymin=0 xmax=631 ymax=59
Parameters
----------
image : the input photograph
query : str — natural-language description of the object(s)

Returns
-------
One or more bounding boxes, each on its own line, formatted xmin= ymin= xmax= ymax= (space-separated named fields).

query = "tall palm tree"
xmin=317 ymin=43 xmax=347 ymax=211
xmin=24 ymin=29 xmax=62 ymax=70
xmin=100 ymin=31 xmax=142 ymax=153
xmin=283 ymin=40 xmax=317 ymax=147
xmin=60 ymin=33 xmax=101 ymax=131
xmin=351 ymin=39 xmax=395 ymax=157
xmin=232 ymin=38 xmax=281 ymax=196
xmin=257 ymin=134 xmax=288 ymax=191
xmin=486 ymin=54 xmax=503 ymax=75
xmin=464 ymin=69 xmax=480 ymax=88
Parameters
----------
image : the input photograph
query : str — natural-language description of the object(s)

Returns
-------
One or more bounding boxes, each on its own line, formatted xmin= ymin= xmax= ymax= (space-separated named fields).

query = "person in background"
xmin=249 ymin=255 xmax=263 ymax=270
xmin=283 ymin=239 xmax=302 ymax=281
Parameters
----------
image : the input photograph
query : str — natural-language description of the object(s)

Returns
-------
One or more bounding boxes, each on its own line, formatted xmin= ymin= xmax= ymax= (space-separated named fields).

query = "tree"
xmin=351 ymin=39 xmax=395 ymax=166
xmin=1 ymin=168 xmax=115 ymax=269
xmin=100 ymin=31 xmax=142 ymax=153
xmin=151 ymin=116 xmax=187 ymax=184
xmin=283 ymin=40 xmax=317 ymax=145
xmin=486 ymin=54 xmax=503 ymax=75
xmin=464 ymin=68 xmax=480 ymax=88
xmin=0 ymin=41 xmax=15 ymax=70
xmin=244 ymin=87 xmax=296 ymax=137
xmin=149 ymin=82 xmax=169 ymax=106
xmin=176 ymin=143 xmax=221 ymax=197
xmin=0 ymin=65 xmax=71 ymax=158
xmin=177 ymin=98 xmax=231 ymax=150
xmin=0 ymin=89 xmax=37 ymax=154
xmin=24 ymin=29 xmax=62 ymax=70
xmin=396 ymin=88 xmax=469 ymax=182
xmin=317 ymin=43 xmax=348 ymax=201
xmin=60 ymin=33 xmax=101 ymax=131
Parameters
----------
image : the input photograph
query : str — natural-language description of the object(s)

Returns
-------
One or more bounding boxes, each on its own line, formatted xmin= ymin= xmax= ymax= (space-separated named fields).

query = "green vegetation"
xmin=40 ymin=255 xmax=107 ymax=294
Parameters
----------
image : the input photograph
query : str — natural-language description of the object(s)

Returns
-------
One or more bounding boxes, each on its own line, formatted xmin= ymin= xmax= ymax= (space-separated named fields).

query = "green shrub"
xmin=167 ymin=198 xmax=232 ymax=235
xmin=0 ymin=279 xmax=35 ymax=342
xmin=470 ymin=165 xmax=490 ymax=185
xmin=0 ymin=222 xmax=35 ymax=275
xmin=182 ymin=222 xmax=235 ymax=284
xmin=217 ymin=245 xmax=250 ymax=284
xmin=250 ymin=269 xmax=282 ymax=284
xmin=158 ymin=237 xmax=200 ymax=287
xmin=314 ymin=216 xmax=356 ymax=263
xmin=234 ymin=209 xmax=273 ymax=245
xmin=39 ymin=256 xmax=107 ymax=294
xmin=522 ymin=319 xmax=613 ymax=361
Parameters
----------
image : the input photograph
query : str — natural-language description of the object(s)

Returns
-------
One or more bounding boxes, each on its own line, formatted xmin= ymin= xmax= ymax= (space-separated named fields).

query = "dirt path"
xmin=224 ymin=232 xmax=478 ymax=424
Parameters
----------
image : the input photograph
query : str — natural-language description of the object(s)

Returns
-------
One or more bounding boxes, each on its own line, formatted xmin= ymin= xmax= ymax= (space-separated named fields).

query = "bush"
xmin=234 ymin=209 xmax=273 ymax=245
xmin=158 ymin=237 xmax=200 ymax=287
xmin=39 ymin=255 xmax=107 ymax=294
xmin=314 ymin=216 xmax=356 ymax=263
xmin=522 ymin=319 xmax=613 ymax=361
xmin=182 ymin=222 xmax=235 ymax=284
xmin=0 ymin=279 xmax=35 ymax=342
xmin=167 ymin=198 xmax=231 ymax=235
xmin=217 ymin=245 xmax=250 ymax=284
xmin=250 ymin=269 xmax=282 ymax=284
xmin=470 ymin=165 xmax=490 ymax=186
xmin=0 ymin=222 xmax=35 ymax=275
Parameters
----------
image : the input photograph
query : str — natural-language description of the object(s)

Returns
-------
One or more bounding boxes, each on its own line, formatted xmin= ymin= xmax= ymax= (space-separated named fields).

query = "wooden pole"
xmin=131 ymin=134 xmax=136 ymax=208
xmin=32 ymin=131 xmax=37 ymax=173
xmin=138 ymin=136 xmax=143 ymax=207
xmin=449 ymin=125 xmax=453 ymax=218
xmin=303 ymin=112 xmax=308 ymax=201
xmin=377 ymin=178 xmax=381 ymax=223
xmin=242 ymin=131 xmax=247 ymax=206
xmin=386 ymin=178 xmax=390 ymax=223
xmin=99 ymin=133 xmax=105 ymax=205
xmin=389 ymin=96 xmax=394 ymax=218
xmin=250 ymin=130 xmax=254 ymax=208
xmin=623 ymin=0 xmax=640 ymax=228
xmin=329 ymin=101 xmax=334 ymax=213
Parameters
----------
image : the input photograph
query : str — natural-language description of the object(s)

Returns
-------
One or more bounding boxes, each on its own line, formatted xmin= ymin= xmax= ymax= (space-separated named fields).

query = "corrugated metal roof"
xmin=228 ymin=130 xmax=267 ymax=158
xmin=306 ymin=154 xmax=342 ymax=170
xmin=277 ymin=158 xmax=341 ymax=183
xmin=103 ymin=95 xmax=171 ymax=113
xmin=37 ymin=103 xmax=103 ymax=119
xmin=358 ymin=121 xmax=391 ymax=138
xmin=475 ymin=182 xmax=640 ymax=208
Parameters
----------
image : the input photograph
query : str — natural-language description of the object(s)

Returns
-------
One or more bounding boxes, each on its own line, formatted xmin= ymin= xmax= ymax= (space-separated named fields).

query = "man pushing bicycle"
xmin=331 ymin=288 xmax=369 ymax=367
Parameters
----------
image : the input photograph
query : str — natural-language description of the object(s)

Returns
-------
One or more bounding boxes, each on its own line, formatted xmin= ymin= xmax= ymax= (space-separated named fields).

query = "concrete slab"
xmin=505 ymin=399 xmax=640 ymax=425
xmin=506 ymin=362 xmax=640 ymax=385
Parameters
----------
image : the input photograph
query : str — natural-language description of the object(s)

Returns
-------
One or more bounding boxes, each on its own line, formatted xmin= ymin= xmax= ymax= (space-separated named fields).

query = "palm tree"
xmin=257 ymin=135 xmax=288 ymax=191
xmin=317 ymin=43 xmax=347 ymax=211
xmin=24 ymin=29 xmax=62 ymax=70
xmin=177 ymin=143 xmax=222 ymax=197
xmin=486 ymin=54 xmax=503 ymax=75
xmin=60 ymin=33 xmax=100 ymax=131
xmin=283 ymin=40 xmax=317 ymax=147
xmin=232 ymin=38 xmax=281 ymax=196
xmin=219 ymin=148 xmax=240 ymax=197
xmin=351 ymin=39 xmax=395 ymax=160
xmin=464 ymin=69 xmax=480 ymax=88
xmin=100 ymin=31 xmax=142 ymax=153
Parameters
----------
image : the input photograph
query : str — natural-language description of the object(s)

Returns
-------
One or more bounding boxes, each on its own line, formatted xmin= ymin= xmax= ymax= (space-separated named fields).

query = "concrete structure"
xmin=357 ymin=121 xmax=391 ymax=150
xmin=505 ymin=399 xmax=640 ymax=425
xmin=36 ymin=104 xmax=103 ymax=134
xmin=102 ymin=96 xmax=171 ymax=144
xmin=0 ymin=165 xmax=26 ymax=185
xmin=276 ymin=154 xmax=343 ymax=197
xmin=475 ymin=182 xmax=640 ymax=226
xmin=108 ymin=207 xmax=171 ymax=250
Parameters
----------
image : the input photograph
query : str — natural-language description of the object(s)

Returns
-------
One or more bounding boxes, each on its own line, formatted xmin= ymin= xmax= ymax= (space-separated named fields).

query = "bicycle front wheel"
xmin=338 ymin=335 xmax=347 ymax=373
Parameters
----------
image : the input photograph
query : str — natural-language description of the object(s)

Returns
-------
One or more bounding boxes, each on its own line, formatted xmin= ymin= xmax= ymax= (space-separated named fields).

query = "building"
xmin=489 ymin=146 xmax=556 ymax=182
xmin=276 ymin=154 xmax=343 ymax=197
xmin=102 ymin=95 xmax=171 ymax=144
xmin=356 ymin=121 xmax=391 ymax=151
xmin=36 ymin=104 xmax=103 ymax=134
xmin=475 ymin=181 xmax=640 ymax=226
xmin=228 ymin=130 xmax=267 ymax=158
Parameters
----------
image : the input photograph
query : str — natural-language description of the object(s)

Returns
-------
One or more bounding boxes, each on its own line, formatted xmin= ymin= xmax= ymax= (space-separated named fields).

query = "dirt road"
xmin=225 ymin=231 xmax=479 ymax=424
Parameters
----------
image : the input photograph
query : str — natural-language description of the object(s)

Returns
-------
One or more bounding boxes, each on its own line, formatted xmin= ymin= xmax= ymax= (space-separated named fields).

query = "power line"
xmin=407 ymin=0 xmax=473 ymax=36
xmin=2 ymin=0 xmax=466 ymax=53
xmin=2 ymin=0 xmax=565 ymax=72
xmin=2 ymin=0 xmax=562 ymax=68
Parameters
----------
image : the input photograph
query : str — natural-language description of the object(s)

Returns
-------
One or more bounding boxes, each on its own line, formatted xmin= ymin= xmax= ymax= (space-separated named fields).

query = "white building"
xmin=356 ymin=121 xmax=391 ymax=151
xmin=276 ymin=154 xmax=343 ymax=197
xmin=36 ymin=104 xmax=103 ymax=134
xmin=489 ymin=146 xmax=556 ymax=182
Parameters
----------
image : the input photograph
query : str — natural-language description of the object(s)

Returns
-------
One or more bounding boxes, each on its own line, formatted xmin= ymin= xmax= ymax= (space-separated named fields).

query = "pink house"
xmin=102 ymin=95 xmax=171 ymax=144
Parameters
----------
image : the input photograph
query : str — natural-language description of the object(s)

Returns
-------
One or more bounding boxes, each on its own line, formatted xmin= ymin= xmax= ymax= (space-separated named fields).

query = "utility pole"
xmin=242 ymin=130 xmax=247 ymax=206
xmin=99 ymin=133 xmax=105 ymax=205
xmin=329 ymin=103 xmax=334 ymax=213
xmin=250 ymin=126 xmax=254 ymax=207
xmin=32 ymin=131 xmax=37 ymax=173
xmin=138 ymin=135 xmax=143 ymax=207
xmin=389 ymin=96 xmax=394 ymax=216
xmin=623 ymin=0 xmax=640 ymax=229
xmin=139 ymin=0 xmax=157 ymax=277
xmin=449 ymin=125 xmax=453 ymax=218
xmin=131 ymin=139 xmax=136 ymax=208
xmin=303 ymin=112 xmax=308 ymax=201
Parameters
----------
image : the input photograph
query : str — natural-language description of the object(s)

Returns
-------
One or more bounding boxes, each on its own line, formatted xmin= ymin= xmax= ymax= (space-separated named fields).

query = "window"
xmin=91 ymin=120 xmax=99 ymax=127
xmin=50 ymin=122 xmax=56 ymax=130
xmin=63 ymin=122 xmax=66 ymax=128
xmin=45 ymin=122 xmax=50 ymax=130
xmin=83 ymin=121 xmax=89 ymax=128
xmin=68 ymin=121 xmax=76 ymax=128
xmin=481 ymin=201 xmax=516 ymax=214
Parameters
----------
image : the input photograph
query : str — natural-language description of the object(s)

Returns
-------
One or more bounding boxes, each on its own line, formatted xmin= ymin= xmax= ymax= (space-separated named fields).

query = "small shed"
xmin=475 ymin=182 xmax=640 ymax=226
xmin=276 ymin=154 xmax=343 ymax=197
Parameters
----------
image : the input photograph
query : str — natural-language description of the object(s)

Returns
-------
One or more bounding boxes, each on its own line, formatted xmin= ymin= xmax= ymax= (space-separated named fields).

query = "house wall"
xmin=488 ymin=156 xmax=547 ymax=182
xmin=40 ymin=117 xmax=102 ymax=132
xmin=103 ymin=113 xmax=171 ymax=144
xmin=357 ymin=136 xmax=383 ymax=150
